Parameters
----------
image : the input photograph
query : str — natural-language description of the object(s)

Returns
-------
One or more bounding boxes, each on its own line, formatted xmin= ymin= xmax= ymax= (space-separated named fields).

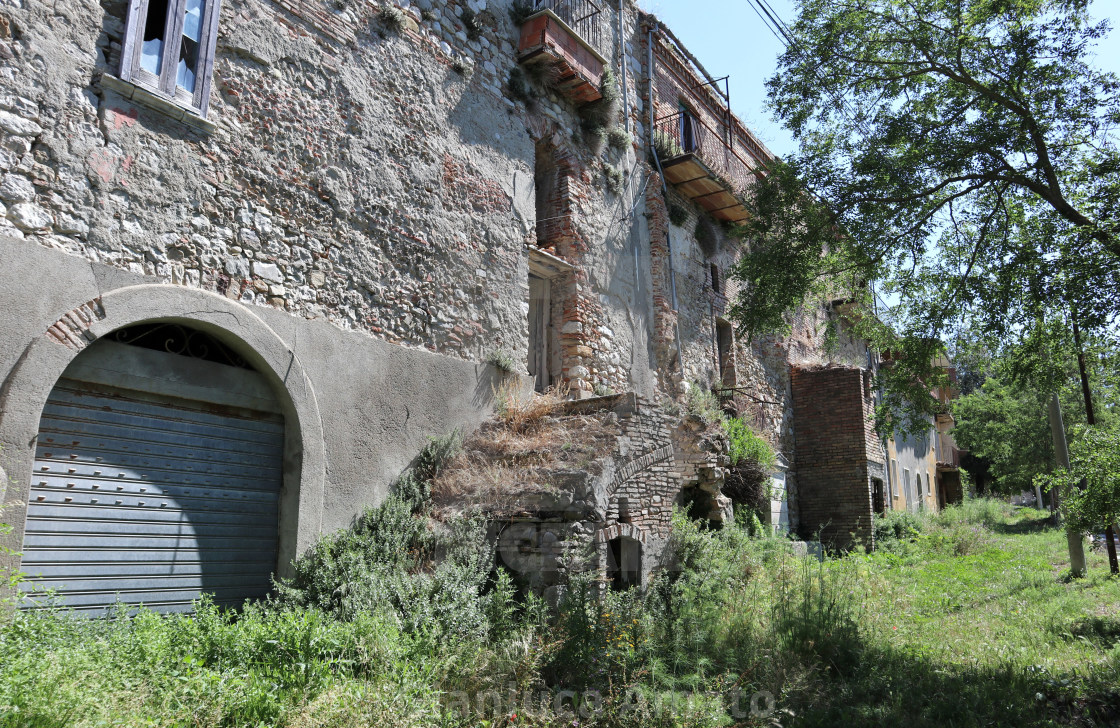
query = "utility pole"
xmin=1071 ymin=313 xmax=1119 ymax=574
xmin=1049 ymin=394 xmax=1087 ymax=578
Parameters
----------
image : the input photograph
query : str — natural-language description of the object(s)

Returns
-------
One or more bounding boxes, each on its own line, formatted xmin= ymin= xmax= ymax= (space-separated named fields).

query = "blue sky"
xmin=638 ymin=1 xmax=1120 ymax=160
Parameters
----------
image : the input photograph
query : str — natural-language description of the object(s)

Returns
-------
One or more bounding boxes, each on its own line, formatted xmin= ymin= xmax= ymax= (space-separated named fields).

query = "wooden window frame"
xmin=120 ymin=0 xmax=221 ymax=117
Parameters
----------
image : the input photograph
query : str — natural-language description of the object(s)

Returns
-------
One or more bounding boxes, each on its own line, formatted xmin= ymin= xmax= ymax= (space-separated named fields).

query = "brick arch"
xmin=595 ymin=522 xmax=649 ymax=545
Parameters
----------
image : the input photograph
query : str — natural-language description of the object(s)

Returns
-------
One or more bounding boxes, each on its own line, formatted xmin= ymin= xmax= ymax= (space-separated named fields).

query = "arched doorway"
xmin=20 ymin=323 xmax=285 ymax=614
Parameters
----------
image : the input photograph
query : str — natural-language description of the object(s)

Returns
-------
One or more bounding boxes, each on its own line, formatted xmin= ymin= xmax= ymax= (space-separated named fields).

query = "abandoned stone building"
xmin=0 ymin=0 xmax=960 ymax=612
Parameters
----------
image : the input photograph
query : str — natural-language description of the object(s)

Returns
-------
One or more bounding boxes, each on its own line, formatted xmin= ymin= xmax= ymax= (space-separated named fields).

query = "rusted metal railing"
xmin=653 ymin=111 xmax=757 ymax=198
xmin=533 ymin=0 xmax=606 ymax=58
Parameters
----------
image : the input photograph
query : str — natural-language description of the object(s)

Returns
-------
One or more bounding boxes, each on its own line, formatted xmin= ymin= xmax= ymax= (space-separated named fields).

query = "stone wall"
xmin=494 ymin=392 xmax=733 ymax=598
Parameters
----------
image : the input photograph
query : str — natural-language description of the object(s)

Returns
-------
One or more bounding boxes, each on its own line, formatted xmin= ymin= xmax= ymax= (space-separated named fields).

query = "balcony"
xmin=935 ymin=432 xmax=960 ymax=470
xmin=653 ymin=112 xmax=759 ymax=223
xmin=517 ymin=0 xmax=607 ymax=106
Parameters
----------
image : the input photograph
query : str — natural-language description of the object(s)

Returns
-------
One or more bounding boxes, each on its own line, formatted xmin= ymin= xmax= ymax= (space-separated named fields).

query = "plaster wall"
xmin=0 ymin=237 xmax=506 ymax=579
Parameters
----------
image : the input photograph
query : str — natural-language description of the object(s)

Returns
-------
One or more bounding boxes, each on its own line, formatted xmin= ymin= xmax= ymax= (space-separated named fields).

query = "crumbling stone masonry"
xmin=492 ymin=393 xmax=730 ymax=599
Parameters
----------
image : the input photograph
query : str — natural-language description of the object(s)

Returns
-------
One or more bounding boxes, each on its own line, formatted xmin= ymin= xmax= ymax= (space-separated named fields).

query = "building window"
xmin=679 ymin=102 xmax=700 ymax=153
xmin=710 ymin=264 xmax=721 ymax=294
xmin=715 ymin=318 xmax=735 ymax=387
xmin=121 ymin=0 xmax=221 ymax=116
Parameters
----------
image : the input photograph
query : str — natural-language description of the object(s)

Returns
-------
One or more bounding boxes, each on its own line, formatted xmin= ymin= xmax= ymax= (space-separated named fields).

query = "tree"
xmin=729 ymin=0 xmax=1120 ymax=389
xmin=952 ymin=377 xmax=1055 ymax=495
xmin=951 ymin=327 xmax=1119 ymax=494
xmin=1037 ymin=424 xmax=1120 ymax=534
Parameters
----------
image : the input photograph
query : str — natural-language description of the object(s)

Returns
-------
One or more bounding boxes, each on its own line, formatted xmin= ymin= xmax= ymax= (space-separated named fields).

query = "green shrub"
xmin=602 ymin=163 xmax=624 ymax=194
xmin=873 ymin=508 xmax=925 ymax=549
xmin=772 ymin=557 xmax=864 ymax=675
xmin=392 ymin=430 xmax=462 ymax=509
xmin=607 ymin=127 xmax=632 ymax=151
xmin=923 ymin=521 xmax=996 ymax=556
xmin=667 ymin=202 xmax=689 ymax=227
xmin=579 ymin=68 xmax=619 ymax=149
xmin=934 ymin=497 xmax=1013 ymax=529
xmin=508 ymin=0 xmax=535 ymax=25
xmin=460 ymin=7 xmax=482 ymax=40
xmin=683 ymin=382 xmax=722 ymax=426
xmin=486 ymin=349 xmax=516 ymax=373
xmin=723 ymin=416 xmax=775 ymax=470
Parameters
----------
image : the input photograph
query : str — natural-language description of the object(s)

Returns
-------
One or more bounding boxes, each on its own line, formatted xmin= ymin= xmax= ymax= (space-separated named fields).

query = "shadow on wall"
xmin=18 ymin=325 xmax=288 ymax=615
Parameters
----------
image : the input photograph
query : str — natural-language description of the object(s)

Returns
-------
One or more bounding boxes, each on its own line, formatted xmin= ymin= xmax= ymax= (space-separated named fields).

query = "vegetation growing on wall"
xmin=579 ymin=68 xmax=619 ymax=150
xmin=377 ymin=4 xmax=406 ymax=34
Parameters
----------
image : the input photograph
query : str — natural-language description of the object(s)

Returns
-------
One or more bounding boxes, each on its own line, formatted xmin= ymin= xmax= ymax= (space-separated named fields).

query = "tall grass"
xmin=2 ymin=499 xmax=1118 ymax=726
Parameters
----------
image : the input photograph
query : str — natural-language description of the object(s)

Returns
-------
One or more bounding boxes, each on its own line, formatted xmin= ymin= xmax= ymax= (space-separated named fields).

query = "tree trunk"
xmin=1071 ymin=313 xmax=1118 ymax=574
xmin=1049 ymin=394 xmax=1087 ymax=578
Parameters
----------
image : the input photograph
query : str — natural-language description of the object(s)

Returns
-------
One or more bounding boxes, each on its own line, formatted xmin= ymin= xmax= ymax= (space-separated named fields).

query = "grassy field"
xmin=1 ymin=500 xmax=1118 ymax=727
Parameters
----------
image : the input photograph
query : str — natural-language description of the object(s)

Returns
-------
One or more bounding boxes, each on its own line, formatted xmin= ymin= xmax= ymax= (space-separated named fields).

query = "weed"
xmin=451 ymin=56 xmax=474 ymax=77
xmin=694 ymin=216 xmax=717 ymax=256
xmin=579 ymin=68 xmax=619 ymax=150
xmin=508 ymin=66 xmax=534 ymax=105
xmin=421 ymin=8 xmax=435 ymax=21
xmin=602 ymin=163 xmax=624 ymax=194
xmin=378 ymin=4 xmax=405 ymax=33
xmin=651 ymin=130 xmax=684 ymax=163
xmin=683 ymin=382 xmax=722 ymax=426
xmin=593 ymin=382 xmax=616 ymax=397
xmin=486 ymin=349 xmax=516 ymax=373
xmin=607 ymin=127 xmax=631 ymax=151
xmin=492 ymin=379 xmax=567 ymax=435
xmin=390 ymin=429 xmax=462 ymax=509
xmin=667 ymin=202 xmax=689 ymax=227
xmin=508 ymin=0 xmax=535 ymax=25
xmin=460 ymin=7 xmax=482 ymax=40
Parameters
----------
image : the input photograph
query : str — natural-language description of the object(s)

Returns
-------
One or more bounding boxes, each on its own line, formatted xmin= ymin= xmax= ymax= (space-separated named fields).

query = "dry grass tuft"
xmin=430 ymin=384 xmax=618 ymax=518
xmin=492 ymin=380 xmax=568 ymax=435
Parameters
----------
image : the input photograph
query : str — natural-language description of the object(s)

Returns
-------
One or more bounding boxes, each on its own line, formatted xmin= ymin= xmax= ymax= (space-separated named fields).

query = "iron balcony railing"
xmin=532 ymin=0 xmax=606 ymax=59
xmin=653 ymin=111 xmax=757 ymax=198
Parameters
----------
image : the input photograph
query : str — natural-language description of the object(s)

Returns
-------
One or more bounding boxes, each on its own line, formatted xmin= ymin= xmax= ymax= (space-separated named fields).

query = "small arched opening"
xmin=607 ymin=536 xmax=641 ymax=591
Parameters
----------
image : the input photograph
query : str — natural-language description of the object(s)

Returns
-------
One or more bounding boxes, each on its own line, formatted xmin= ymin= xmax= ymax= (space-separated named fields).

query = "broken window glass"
xmin=177 ymin=0 xmax=204 ymax=92
xmin=141 ymin=0 xmax=169 ymax=75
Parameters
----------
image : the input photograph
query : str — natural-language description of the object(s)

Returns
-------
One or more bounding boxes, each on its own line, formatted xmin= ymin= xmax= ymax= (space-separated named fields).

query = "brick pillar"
xmin=790 ymin=365 xmax=881 ymax=550
xmin=645 ymin=172 xmax=681 ymax=393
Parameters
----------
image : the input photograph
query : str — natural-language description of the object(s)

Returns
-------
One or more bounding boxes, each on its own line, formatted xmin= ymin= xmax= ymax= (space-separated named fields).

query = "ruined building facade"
xmin=0 ymin=0 xmax=933 ymax=611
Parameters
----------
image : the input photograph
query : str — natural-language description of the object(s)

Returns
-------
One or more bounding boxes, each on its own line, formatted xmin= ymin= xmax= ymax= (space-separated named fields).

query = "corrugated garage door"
xmin=20 ymin=361 xmax=285 ymax=614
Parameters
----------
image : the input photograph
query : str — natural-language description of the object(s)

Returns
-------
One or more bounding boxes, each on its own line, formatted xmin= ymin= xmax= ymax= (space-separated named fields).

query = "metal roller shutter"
xmin=21 ymin=374 xmax=284 ymax=614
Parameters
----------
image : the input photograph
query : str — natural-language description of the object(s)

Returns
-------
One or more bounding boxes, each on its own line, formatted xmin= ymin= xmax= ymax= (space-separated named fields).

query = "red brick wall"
xmin=791 ymin=365 xmax=881 ymax=549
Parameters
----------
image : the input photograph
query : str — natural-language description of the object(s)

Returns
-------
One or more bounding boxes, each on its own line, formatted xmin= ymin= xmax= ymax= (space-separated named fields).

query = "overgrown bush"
xmin=579 ymin=68 xmax=619 ymax=150
xmin=392 ymin=430 xmax=462 ymax=509
xmin=460 ymin=7 xmax=482 ymax=40
xmin=682 ymin=382 xmax=722 ymax=426
xmin=723 ymin=416 xmax=775 ymax=470
xmin=602 ymin=163 xmax=624 ymax=194
xmin=486 ymin=349 xmax=516 ymax=373
xmin=508 ymin=0 xmax=535 ymax=25
xmin=873 ymin=508 xmax=925 ymax=549
xmin=667 ymin=201 xmax=689 ymax=227
xmin=934 ymin=497 xmax=1014 ymax=529
xmin=772 ymin=557 xmax=864 ymax=675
